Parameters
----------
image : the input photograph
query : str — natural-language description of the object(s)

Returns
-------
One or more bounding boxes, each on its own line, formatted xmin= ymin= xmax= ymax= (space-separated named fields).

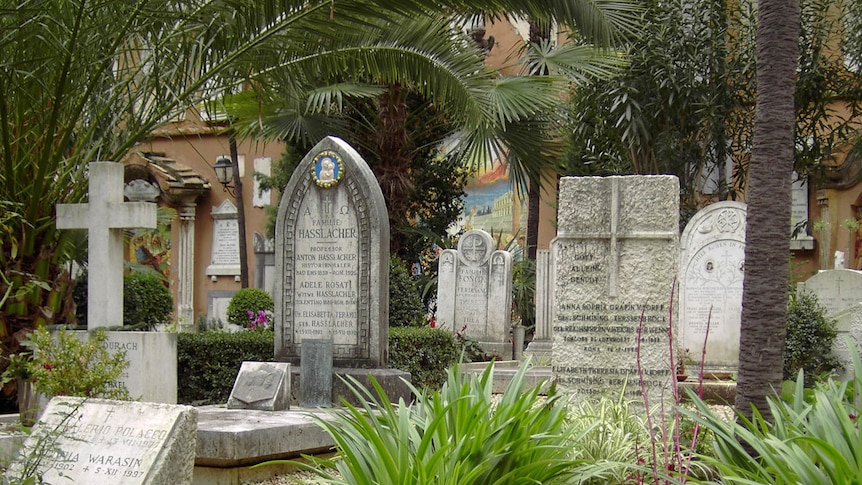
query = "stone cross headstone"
xmin=552 ymin=176 xmax=679 ymax=404
xmin=436 ymin=229 xmax=514 ymax=357
xmin=679 ymin=201 xmax=746 ymax=374
xmin=798 ymin=269 xmax=862 ymax=379
xmin=56 ymin=162 xmax=177 ymax=404
xmin=6 ymin=397 xmax=197 ymax=484
xmin=274 ymin=136 xmax=389 ymax=367
xmin=57 ymin=162 xmax=157 ymax=327
xmin=227 ymin=361 xmax=291 ymax=411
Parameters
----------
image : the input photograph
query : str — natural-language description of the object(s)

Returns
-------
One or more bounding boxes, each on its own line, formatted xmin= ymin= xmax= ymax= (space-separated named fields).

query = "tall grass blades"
xmin=262 ymin=360 xmax=618 ymax=484
xmin=683 ymin=339 xmax=862 ymax=484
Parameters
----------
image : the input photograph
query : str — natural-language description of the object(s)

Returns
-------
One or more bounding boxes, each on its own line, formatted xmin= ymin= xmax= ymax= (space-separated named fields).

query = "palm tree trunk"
xmin=735 ymin=0 xmax=799 ymax=420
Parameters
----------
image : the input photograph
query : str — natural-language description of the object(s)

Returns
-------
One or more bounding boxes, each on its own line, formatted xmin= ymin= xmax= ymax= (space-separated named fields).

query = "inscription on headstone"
xmin=207 ymin=200 xmax=241 ymax=276
xmin=797 ymin=269 xmax=862 ymax=379
xmin=228 ymin=361 xmax=290 ymax=411
xmin=680 ymin=201 xmax=747 ymax=373
xmin=275 ymin=137 xmax=389 ymax=367
xmin=552 ymin=176 xmax=678 ymax=403
xmin=436 ymin=229 xmax=513 ymax=351
xmin=6 ymin=397 xmax=197 ymax=484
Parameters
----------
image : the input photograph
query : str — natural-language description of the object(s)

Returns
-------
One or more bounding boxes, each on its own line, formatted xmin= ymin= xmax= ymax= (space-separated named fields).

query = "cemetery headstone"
xmin=552 ymin=176 xmax=679 ymax=404
xmin=56 ymin=162 xmax=177 ymax=403
xmin=300 ymin=340 xmax=334 ymax=407
xmin=525 ymin=249 xmax=553 ymax=359
xmin=679 ymin=201 xmax=747 ymax=374
xmin=797 ymin=269 xmax=862 ymax=379
xmin=227 ymin=362 xmax=291 ymax=411
xmin=206 ymin=199 xmax=241 ymax=279
xmin=6 ymin=397 xmax=197 ymax=485
xmin=436 ymin=229 xmax=514 ymax=358
xmin=56 ymin=162 xmax=157 ymax=327
xmin=274 ymin=136 xmax=389 ymax=368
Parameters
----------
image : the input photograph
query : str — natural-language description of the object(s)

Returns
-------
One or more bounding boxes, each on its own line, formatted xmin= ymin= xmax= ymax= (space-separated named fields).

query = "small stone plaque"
xmin=227 ymin=361 xmax=291 ymax=411
xmin=300 ymin=339 xmax=333 ymax=408
xmin=6 ymin=397 xmax=197 ymax=485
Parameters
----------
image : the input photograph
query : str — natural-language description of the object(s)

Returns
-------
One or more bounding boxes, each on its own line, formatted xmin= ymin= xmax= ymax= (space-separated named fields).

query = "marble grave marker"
xmin=6 ymin=397 xmax=197 ymax=485
xmin=274 ymin=136 xmax=389 ymax=367
xmin=797 ymin=269 xmax=862 ymax=379
xmin=679 ymin=201 xmax=747 ymax=373
xmin=227 ymin=361 xmax=291 ymax=411
xmin=552 ymin=176 xmax=679 ymax=403
xmin=56 ymin=162 xmax=177 ymax=403
xmin=436 ymin=229 xmax=513 ymax=357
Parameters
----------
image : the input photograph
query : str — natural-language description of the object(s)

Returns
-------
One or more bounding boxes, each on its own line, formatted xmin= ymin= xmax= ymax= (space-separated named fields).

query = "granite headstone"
xmin=679 ymin=201 xmax=747 ymax=374
xmin=274 ymin=136 xmax=389 ymax=367
xmin=6 ymin=397 xmax=197 ymax=485
xmin=436 ymin=229 xmax=513 ymax=357
xmin=552 ymin=176 xmax=679 ymax=404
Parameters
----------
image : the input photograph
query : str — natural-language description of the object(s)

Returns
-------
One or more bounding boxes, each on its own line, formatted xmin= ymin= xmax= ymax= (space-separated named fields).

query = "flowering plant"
xmin=2 ymin=327 xmax=130 ymax=400
xmin=246 ymin=310 xmax=272 ymax=331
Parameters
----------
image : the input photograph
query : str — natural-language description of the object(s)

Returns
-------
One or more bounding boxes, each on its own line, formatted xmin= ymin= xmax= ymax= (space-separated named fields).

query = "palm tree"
xmin=228 ymin=6 xmax=635 ymax=255
xmin=735 ymin=0 xmax=800 ymax=419
xmin=0 ymin=0 xmax=637 ymax=409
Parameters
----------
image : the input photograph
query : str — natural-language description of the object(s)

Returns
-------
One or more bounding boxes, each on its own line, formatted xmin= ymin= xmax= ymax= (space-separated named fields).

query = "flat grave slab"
xmin=5 ymin=397 xmax=197 ymax=485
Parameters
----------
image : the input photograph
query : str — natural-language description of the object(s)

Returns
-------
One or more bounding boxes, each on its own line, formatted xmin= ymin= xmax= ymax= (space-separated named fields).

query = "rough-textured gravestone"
xmin=679 ymin=201 xmax=747 ymax=374
xmin=552 ymin=176 xmax=679 ymax=404
xmin=436 ymin=229 xmax=513 ymax=358
xmin=56 ymin=162 xmax=177 ymax=403
xmin=797 ymin=269 xmax=862 ymax=380
xmin=227 ymin=362 xmax=291 ymax=411
xmin=274 ymin=136 xmax=389 ymax=367
xmin=6 ymin=397 xmax=197 ymax=485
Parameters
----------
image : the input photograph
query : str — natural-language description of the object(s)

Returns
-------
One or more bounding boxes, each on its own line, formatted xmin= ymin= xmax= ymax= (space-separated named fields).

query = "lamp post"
xmin=213 ymin=135 xmax=249 ymax=288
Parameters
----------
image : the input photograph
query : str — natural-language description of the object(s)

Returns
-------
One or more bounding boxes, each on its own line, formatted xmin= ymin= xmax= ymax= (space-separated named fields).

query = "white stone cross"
xmin=57 ymin=162 xmax=157 ymax=328
xmin=558 ymin=177 xmax=677 ymax=297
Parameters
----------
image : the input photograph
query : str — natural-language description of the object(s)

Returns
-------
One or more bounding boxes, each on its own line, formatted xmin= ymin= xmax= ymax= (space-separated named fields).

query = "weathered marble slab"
xmin=6 ymin=397 xmax=197 ymax=485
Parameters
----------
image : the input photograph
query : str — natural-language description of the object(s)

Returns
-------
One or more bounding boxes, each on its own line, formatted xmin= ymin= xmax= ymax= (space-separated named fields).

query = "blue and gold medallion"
xmin=311 ymin=151 xmax=343 ymax=188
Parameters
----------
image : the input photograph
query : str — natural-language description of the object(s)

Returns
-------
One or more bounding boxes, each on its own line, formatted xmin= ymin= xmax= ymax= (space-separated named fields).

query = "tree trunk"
xmin=735 ymin=0 xmax=799 ymax=420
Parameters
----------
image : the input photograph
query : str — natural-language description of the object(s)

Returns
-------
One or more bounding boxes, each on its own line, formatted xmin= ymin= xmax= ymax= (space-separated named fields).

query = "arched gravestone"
xmin=679 ymin=201 xmax=747 ymax=374
xmin=436 ymin=229 xmax=513 ymax=357
xmin=274 ymin=137 xmax=389 ymax=368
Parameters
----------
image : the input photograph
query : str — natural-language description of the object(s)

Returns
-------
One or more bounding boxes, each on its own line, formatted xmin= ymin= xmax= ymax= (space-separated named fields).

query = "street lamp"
xmin=213 ymin=156 xmax=235 ymax=194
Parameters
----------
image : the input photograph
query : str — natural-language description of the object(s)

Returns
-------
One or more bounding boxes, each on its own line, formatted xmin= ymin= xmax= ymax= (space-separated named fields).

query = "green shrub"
xmin=226 ymin=288 xmax=274 ymax=327
xmin=785 ymin=289 xmax=841 ymax=384
xmin=685 ymin=352 xmax=862 ymax=484
xmin=4 ymin=328 xmax=130 ymax=400
xmin=388 ymin=255 xmax=426 ymax=327
xmin=266 ymin=361 xmax=611 ymax=484
xmin=389 ymin=326 xmax=456 ymax=390
xmin=124 ymin=272 xmax=173 ymax=329
xmin=72 ymin=271 xmax=173 ymax=329
xmin=177 ymin=330 xmax=274 ymax=404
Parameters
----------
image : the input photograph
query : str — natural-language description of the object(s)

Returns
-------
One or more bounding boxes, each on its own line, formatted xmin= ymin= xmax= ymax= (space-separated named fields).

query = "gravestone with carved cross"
xmin=55 ymin=162 xmax=177 ymax=403
xmin=436 ymin=229 xmax=513 ymax=358
xmin=551 ymin=176 xmax=679 ymax=405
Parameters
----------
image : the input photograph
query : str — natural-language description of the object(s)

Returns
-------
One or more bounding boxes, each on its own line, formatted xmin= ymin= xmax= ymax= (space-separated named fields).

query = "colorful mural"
xmin=459 ymin=157 xmax=526 ymax=250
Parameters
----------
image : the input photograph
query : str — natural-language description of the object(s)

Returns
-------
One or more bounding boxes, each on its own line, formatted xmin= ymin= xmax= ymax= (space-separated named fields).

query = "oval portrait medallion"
xmin=311 ymin=150 xmax=344 ymax=188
